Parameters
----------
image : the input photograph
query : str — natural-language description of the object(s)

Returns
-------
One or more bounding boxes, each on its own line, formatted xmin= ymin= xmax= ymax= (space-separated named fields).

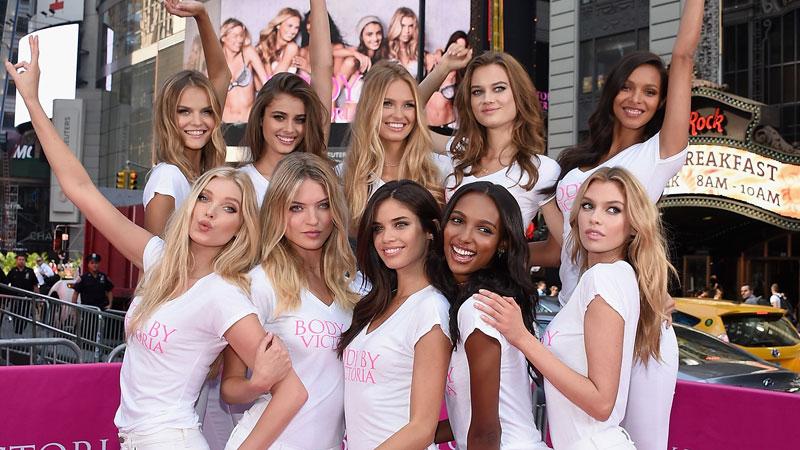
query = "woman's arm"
xmin=475 ymin=290 xmax=625 ymax=421
xmin=164 ymin=0 xmax=231 ymax=107
xmin=245 ymin=45 xmax=269 ymax=89
xmin=143 ymin=195 xmax=175 ymax=236
xmin=309 ymin=0 xmax=333 ymax=141
xmin=659 ymin=0 xmax=704 ymax=158
xmin=527 ymin=237 xmax=562 ymax=269
xmin=464 ymin=331 xmax=502 ymax=449
xmin=377 ymin=327 xmax=451 ymax=449
xmin=418 ymin=43 xmax=471 ymax=106
xmin=222 ymin=319 xmax=292 ymax=403
xmin=7 ymin=37 xmax=152 ymax=268
xmin=237 ymin=371 xmax=308 ymax=450
xmin=540 ymin=199 xmax=564 ymax=247
xmin=274 ymin=42 xmax=300 ymax=74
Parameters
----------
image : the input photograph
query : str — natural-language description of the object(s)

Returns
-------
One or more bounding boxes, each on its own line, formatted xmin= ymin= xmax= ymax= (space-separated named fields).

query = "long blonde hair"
xmin=257 ymin=8 xmax=302 ymax=67
xmin=343 ymin=61 xmax=443 ymax=226
xmin=387 ymin=7 xmax=418 ymax=62
xmin=260 ymin=153 xmax=359 ymax=315
xmin=449 ymin=52 xmax=546 ymax=192
xmin=153 ymin=71 xmax=226 ymax=182
xmin=568 ymin=167 xmax=677 ymax=364
xmin=127 ymin=167 xmax=261 ymax=336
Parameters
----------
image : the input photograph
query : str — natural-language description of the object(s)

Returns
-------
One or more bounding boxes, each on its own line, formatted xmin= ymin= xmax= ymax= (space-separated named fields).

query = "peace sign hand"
xmin=4 ymin=35 xmax=41 ymax=102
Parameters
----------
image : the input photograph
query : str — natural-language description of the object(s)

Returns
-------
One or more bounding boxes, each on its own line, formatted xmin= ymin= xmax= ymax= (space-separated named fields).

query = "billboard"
xmin=14 ymin=23 xmax=79 ymax=126
xmin=183 ymin=0 xmax=470 ymax=128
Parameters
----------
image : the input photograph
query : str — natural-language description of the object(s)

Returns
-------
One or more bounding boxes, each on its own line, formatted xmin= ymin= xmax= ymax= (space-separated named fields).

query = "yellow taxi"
xmin=673 ymin=297 xmax=800 ymax=372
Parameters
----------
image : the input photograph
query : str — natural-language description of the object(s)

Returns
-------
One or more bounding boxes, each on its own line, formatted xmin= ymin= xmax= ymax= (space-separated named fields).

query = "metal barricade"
xmin=107 ymin=343 xmax=126 ymax=363
xmin=0 ymin=337 xmax=83 ymax=365
xmin=0 ymin=285 xmax=126 ymax=364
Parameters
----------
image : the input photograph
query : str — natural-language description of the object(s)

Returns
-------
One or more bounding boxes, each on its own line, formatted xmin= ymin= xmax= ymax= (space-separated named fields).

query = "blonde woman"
xmin=258 ymin=8 xmax=303 ymax=77
xmin=8 ymin=36 xmax=306 ymax=449
xmin=341 ymin=60 xmax=449 ymax=229
xmin=220 ymin=18 xmax=269 ymax=124
xmin=224 ymin=153 xmax=359 ymax=450
xmin=144 ymin=0 xmax=232 ymax=236
xmin=387 ymin=7 xmax=421 ymax=78
xmin=476 ymin=167 xmax=676 ymax=449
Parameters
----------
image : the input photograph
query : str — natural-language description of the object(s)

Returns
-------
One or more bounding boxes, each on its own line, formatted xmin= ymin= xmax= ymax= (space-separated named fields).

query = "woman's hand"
xmin=163 ymin=0 xmax=206 ymax=18
xmin=473 ymin=289 xmax=532 ymax=348
xmin=250 ymin=332 xmax=292 ymax=392
xmin=5 ymin=35 xmax=40 ymax=102
xmin=439 ymin=43 xmax=472 ymax=73
xmin=351 ymin=50 xmax=372 ymax=73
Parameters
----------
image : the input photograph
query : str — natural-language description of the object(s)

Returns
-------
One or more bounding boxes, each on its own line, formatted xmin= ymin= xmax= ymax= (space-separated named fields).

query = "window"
xmin=722 ymin=314 xmax=800 ymax=348
xmin=578 ymin=29 xmax=649 ymax=95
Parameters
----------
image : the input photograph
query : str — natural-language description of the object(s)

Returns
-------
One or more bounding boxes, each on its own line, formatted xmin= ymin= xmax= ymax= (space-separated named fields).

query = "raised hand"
xmin=439 ymin=43 xmax=472 ymax=73
xmin=473 ymin=288 xmax=533 ymax=348
xmin=250 ymin=332 xmax=292 ymax=392
xmin=163 ymin=0 xmax=206 ymax=18
xmin=5 ymin=35 xmax=40 ymax=102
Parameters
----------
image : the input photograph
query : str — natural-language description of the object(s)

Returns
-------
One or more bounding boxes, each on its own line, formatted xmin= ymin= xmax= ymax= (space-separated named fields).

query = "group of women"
xmin=6 ymin=0 xmax=705 ymax=448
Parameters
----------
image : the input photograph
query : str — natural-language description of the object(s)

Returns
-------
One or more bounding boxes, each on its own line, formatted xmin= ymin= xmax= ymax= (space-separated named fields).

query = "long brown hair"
xmin=567 ymin=167 xmax=677 ymax=364
xmin=243 ymin=72 xmax=328 ymax=163
xmin=152 ymin=70 xmax=226 ymax=181
xmin=449 ymin=52 xmax=546 ymax=192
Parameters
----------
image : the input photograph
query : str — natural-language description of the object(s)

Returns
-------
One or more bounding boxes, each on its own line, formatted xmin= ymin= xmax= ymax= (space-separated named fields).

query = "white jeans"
xmin=564 ymin=427 xmax=636 ymax=450
xmin=118 ymin=427 xmax=209 ymax=450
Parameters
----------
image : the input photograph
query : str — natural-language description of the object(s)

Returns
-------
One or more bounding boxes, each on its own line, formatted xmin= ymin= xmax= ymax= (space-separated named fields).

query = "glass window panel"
xmin=784 ymin=12 xmax=796 ymax=62
xmin=579 ymin=40 xmax=594 ymax=94
xmin=767 ymin=66 xmax=781 ymax=104
xmin=783 ymin=65 xmax=796 ymax=102
xmin=767 ymin=22 xmax=781 ymax=65
xmin=723 ymin=26 xmax=736 ymax=72
xmin=595 ymin=31 xmax=637 ymax=90
xmin=736 ymin=24 xmax=749 ymax=70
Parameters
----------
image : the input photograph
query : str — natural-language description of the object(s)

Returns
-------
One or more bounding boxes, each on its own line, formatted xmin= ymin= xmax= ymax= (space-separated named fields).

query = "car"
xmin=673 ymin=297 xmax=800 ymax=372
xmin=674 ymin=324 xmax=800 ymax=393
xmin=535 ymin=296 xmax=561 ymax=314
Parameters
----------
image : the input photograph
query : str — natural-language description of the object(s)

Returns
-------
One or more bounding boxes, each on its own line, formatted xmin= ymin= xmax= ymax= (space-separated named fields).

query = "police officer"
xmin=72 ymin=253 xmax=114 ymax=310
xmin=5 ymin=254 xmax=38 ymax=334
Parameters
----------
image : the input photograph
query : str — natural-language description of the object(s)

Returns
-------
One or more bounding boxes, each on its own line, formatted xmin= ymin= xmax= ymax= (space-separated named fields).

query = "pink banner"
xmin=668 ymin=380 xmax=800 ymax=449
xmin=0 ymin=363 xmax=121 ymax=450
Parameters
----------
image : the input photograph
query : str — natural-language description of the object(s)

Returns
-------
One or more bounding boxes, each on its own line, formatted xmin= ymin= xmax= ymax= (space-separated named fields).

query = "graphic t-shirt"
xmin=143 ymin=163 xmax=192 ymax=209
xmin=556 ymin=133 xmax=687 ymax=304
xmin=543 ymin=261 xmax=640 ymax=450
xmin=446 ymin=297 xmax=548 ymax=450
xmin=343 ymin=285 xmax=450 ymax=450
xmin=444 ymin=155 xmax=561 ymax=227
xmin=232 ymin=266 xmax=353 ymax=449
xmin=114 ymin=237 xmax=258 ymax=434
xmin=238 ymin=163 xmax=270 ymax=207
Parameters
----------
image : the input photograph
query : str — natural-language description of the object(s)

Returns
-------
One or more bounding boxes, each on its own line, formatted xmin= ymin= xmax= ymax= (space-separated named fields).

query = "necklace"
xmin=383 ymin=160 xmax=401 ymax=167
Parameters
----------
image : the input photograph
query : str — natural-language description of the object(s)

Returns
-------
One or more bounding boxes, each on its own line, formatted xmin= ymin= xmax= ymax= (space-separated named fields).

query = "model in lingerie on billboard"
xmin=258 ymin=8 xmax=303 ymax=77
xmin=220 ymin=18 xmax=268 ymax=124
xmin=425 ymin=31 xmax=470 ymax=128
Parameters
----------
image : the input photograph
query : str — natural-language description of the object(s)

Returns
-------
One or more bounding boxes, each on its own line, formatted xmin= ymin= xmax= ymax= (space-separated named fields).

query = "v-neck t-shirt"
xmin=343 ymin=285 xmax=450 ymax=450
xmin=114 ymin=237 xmax=258 ymax=434
xmin=238 ymin=163 xmax=270 ymax=207
xmin=230 ymin=266 xmax=353 ymax=449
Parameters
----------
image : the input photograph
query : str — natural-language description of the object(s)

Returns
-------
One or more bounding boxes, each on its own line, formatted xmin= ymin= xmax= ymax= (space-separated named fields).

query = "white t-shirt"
xmin=343 ymin=285 xmax=450 ymax=450
xmin=770 ymin=293 xmax=783 ymax=309
xmin=335 ymin=153 xmax=452 ymax=199
xmin=238 ymin=163 xmax=270 ymax=207
xmin=446 ymin=297 xmax=548 ymax=450
xmin=444 ymin=155 xmax=560 ymax=227
xmin=543 ymin=261 xmax=640 ymax=450
xmin=143 ymin=163 xmax=192 ymax=209
xmin=230 ymin=266 xmax=352 ymax=449
xmin=114 ymin=237 xmax=258 ymax=434
xmin=556 ymin=133 xmax=687 ymax=305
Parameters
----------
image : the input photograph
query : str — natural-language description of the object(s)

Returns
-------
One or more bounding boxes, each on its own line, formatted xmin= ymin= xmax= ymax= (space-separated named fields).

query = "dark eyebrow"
xmin=391 ymin=216 xmax=410 ymax=222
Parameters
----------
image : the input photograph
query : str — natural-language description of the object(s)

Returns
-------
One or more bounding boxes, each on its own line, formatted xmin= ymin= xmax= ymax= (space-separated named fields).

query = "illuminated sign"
xmin=664 ymin=144 xmax=800 ymax=219
xmin=689 ymin=107 xmax=725 ymax=136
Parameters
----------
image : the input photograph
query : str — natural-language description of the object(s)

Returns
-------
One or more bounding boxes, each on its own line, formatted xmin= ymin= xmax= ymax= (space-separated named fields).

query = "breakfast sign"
xmin=661 ymin=87 xmax=800 ymax=226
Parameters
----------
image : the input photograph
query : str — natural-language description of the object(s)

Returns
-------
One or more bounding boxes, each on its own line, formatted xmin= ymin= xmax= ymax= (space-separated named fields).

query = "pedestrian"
xmin=6 ymin=254 xmax=38 ymax=334
xmin=71 ymin=253 xmax=114 ymax=310
xmin=477 ymin=167 xmax=675 ymax=450
xmin=549 ymin=285 xmax=560 ymax=297
xmin=338 ymin=180 xmax=452 ymax=450
xmin=536 ymin=280 xmax=547 ymax=296
xmin=436 ymin=182 xmax=548 ymax=449
xmin=740 ymin=284 xmax=760 ymax=305
xmin=8 ymin=34 xmax=306 ymax=448
xmin=35 ymin=255 xmax=58 ymax=294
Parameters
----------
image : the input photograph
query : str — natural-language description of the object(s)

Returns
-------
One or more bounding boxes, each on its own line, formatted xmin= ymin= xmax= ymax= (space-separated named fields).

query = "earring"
xmin=426 ymin=233 xmax=433 ymax=240
xmin=497 ymin=248 xmax=505 ymax=257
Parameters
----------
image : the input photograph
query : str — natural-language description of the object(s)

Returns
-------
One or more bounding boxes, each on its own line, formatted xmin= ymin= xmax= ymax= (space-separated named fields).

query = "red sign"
xmin=689 ymin=107 xmax=726 ymax=136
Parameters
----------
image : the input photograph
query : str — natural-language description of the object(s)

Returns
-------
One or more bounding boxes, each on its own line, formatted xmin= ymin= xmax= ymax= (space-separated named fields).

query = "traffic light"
xmin=128 ymin=170 xmax=138 ymax=190
xmin=116 ymin=170 xmax=128 ymax=189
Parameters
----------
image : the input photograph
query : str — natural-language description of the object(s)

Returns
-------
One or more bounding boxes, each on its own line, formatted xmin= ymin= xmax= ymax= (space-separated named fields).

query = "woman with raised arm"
xmin=143 ymin=0 xmax=232 ymax=236
xmin=224 ymin=153 xmax=358 ymax=450
xmin=219 ymin=18 xmax=269 ymax=124
xmin=435 ymin=182 xmax=548 ymax=450
xmin=477 ymin=168 xmax=676 ymax=450
xmin=8 ymin=36 xmax=307 ymax=450
xmin=239 ymin=0 xmax=333 ymax=208
xmin=339 ymin=180 xmax=452 ymax=449
xmin=529 ymin=2 xmax=704 ymax=448
xmin=340 ymin=61 xmax=450 ymax=231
